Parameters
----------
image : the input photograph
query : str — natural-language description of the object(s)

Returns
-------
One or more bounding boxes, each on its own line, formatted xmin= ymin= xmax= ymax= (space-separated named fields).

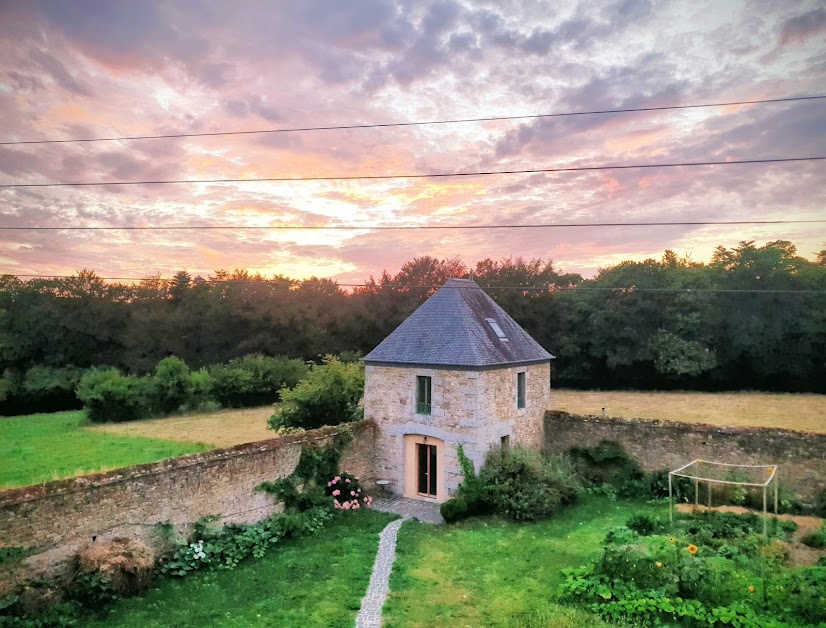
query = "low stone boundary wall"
xmin=0 ymin=420 xmax=376 ymax=594
xmin=543 ymin=411 xmax=826 ymax=501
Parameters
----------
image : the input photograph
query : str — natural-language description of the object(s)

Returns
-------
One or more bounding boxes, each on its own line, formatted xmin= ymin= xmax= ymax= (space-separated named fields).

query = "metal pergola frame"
xmin=668 ymin=459 xmax=778 ymax=534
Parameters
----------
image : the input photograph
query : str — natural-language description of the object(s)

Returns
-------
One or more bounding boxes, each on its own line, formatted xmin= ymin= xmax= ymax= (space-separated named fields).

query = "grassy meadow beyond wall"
xmin=0 ymin=421 xmax=376 ymax=595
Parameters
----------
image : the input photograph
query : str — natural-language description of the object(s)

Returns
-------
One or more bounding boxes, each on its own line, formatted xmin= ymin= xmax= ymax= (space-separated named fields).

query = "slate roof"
xmin=363 ymin=278 xmax=554 ymax=367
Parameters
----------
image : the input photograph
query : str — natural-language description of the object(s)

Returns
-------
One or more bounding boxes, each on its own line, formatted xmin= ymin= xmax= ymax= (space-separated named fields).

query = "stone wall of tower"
xmin=364 ymin=362 xmax=550 ymax=500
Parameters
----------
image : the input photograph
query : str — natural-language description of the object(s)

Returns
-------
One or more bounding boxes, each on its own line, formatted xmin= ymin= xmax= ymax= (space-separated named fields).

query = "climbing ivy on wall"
xmin=258 ymin=434 xmax=352 ymax=512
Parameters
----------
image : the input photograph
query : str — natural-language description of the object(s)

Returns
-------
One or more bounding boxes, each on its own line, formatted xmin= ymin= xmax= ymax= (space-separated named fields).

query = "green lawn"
xmin=82 ymin=510 xmax=397 ymax=628
xmin=383 ymin=497 xmax=663 ymax=627
xmin=0 ymin=411 xmax=210 ymax=489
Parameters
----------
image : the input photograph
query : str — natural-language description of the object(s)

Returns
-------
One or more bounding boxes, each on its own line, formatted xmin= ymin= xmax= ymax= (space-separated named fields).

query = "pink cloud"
xmin=0 ymin=1 xmax=823 ymax=283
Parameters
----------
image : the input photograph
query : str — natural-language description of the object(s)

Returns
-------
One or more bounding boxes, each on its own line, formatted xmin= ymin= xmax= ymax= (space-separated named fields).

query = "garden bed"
xmin=79 ymin=510 xmax=396 ymax=628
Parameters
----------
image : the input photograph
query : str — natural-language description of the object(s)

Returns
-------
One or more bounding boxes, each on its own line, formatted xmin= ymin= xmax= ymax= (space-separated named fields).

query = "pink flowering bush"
xmin=326 ymin=471 xmax=373 ymax=511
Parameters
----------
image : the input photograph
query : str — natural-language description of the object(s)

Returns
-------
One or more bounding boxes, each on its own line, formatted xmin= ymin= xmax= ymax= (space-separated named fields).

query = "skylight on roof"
xmin=485 ymin=318 xmax=508 ymax=341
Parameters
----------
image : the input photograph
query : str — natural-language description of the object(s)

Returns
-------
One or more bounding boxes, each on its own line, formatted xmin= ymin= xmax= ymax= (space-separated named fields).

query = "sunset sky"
xmin=0 ymin=0 xmax=824 ymax=283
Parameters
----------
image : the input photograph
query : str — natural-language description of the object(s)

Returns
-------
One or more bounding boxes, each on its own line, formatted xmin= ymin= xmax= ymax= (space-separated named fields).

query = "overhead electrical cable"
xmin=2 ymin=94 xmax=824 ymax=146
xmin=1 ymin=219 xmax=823 ymax=232
xmin=0 ymin=156 xmax=823 ymax=189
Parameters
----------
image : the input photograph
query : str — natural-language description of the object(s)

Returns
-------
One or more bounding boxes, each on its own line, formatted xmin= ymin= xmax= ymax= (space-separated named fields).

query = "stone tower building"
xmin=363 ymin=278 xmax=554 ymax=503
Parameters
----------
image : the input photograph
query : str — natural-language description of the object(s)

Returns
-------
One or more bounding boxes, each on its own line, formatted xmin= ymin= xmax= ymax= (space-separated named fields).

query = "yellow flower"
xmin=687 ymin=544 xmax=698 ymax=555
xmin=748 ymin=585 xmax=755 ymax=593
xmin=669 ymin=537 xmax=676 ymax=544
xmin=656 ymin=561 xmax=662 ymax=568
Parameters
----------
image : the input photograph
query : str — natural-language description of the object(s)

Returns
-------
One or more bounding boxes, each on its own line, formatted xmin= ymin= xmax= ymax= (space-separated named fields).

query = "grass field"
xmin=554 ymin=389 xmax=826 ymax=433
xmin=383 ymin=497 xmax=658 ymax=627
xmin=87 ymin=406 xmax=275 ymax=448
xmin=0 ymin=411 xmax=210 ymax=490
xmin=81 ymin=499 xmax=645 ymax=627
xmin=4 ymin=389 xmax=823 ymax=490
xmin=83 ymin=510 xmax=396 ymax=628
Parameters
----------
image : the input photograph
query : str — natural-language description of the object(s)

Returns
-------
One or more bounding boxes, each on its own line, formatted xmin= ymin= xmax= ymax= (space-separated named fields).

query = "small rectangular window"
xmin=517 ymin=372 xmax=526 ymax=409
xmin=416 ymin=376 xmax=431 ymax=414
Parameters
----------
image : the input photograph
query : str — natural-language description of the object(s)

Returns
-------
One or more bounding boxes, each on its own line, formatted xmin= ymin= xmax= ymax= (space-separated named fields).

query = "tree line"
xmin=1 ymin=240 xmax=824 ymax=414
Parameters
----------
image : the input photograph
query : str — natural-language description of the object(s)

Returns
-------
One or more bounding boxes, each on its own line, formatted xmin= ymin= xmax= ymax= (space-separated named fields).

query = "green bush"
xmin=76 ymin=368 xmax=148 ymax=423
xmin=813 ymin=488 xmax=826 ymax=518
xmin=440 ymin=497 xmax=469 ymax=523
xmin=160 ymin=507 xmax=333 ymax=576
xmin=569 ymin=440 xmax=645 ymax=497
xmin=150 ymin=357 xmax=196 ymax=415
xmin=626 ymin=513 xmax=666 ymax=536
xmin=477 ymin=447 xmax=582 ymax=521
xmin=209 ymin=355 xmax=308 ymax=408
xmin=258 ymin=439 xmax=358 ymax=513
xmin=77 ymin=358 xmax=215 ymax=422
xmin=767 ymin=566 xmax=826 ymax=625
xmin=561 ymin=508 xmax=819 ymax=628
xmin=0 ymin=370 xmax=16 ymax=403
xmin=801 ymin=523 xmax=826 ymax=549
xmin=23 ymin=366 xmax=84 ymax=402
xmin=268 ymin=356 xmax=363 ymax=431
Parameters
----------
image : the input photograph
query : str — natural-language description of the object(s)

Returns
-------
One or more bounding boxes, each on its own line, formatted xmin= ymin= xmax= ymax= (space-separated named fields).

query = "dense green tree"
xmin=1 ymin=242 xmax=824 ymax=415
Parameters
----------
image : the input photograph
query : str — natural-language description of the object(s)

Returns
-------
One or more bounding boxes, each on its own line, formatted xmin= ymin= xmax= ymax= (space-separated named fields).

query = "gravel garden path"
xmin=356 ymin=498 xmax=444 ymax=627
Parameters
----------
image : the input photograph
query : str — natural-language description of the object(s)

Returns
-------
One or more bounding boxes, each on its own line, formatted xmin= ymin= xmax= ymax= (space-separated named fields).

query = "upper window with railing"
xmin=416 ymin=375 xmax=432 ymax=414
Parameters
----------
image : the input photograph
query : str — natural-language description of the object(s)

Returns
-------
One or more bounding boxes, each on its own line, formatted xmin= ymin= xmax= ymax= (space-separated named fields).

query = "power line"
xmin=0 ymin=156 xmax=823 ymax=189
xmin=2 ymin=94 xmax=824 ymax=146
xmin=1 ymin=219 xmax=823 ymax=232
xmin=6 ymin=276 xmax=824 ymax=294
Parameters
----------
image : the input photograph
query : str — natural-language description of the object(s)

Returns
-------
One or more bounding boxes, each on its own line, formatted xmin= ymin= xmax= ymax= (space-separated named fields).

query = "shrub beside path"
xmin=357 ymin=498 xmax=443 ymax=627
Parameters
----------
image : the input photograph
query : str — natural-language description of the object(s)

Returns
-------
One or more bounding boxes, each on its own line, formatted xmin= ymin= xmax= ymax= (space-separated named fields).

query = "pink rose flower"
xmin=343 ymin=502 xmax=351 ymax=510
xmin=350 ymin=491 xmax=356 ymax=496
xmin=335 ymin=476 xmax=341 ymax=481
xmin=326 ymin=482 xmax=331 ymax=487
xmin=353 ymin=502 xmax=360 ymax=509
xmin=345 ymin=479 xmax=351 ymax=483
xmin=332 ymin=489 xmax=340 ymax=496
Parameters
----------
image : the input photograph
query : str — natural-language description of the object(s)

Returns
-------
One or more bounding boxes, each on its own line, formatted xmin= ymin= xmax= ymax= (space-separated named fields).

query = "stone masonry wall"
xmin=479 ymin=362 xmax=549 ymax=453
xmin=0 ymin=421 xmax=376 ymax=594
xmin=544 ymin=411 xmax=826 ymax=501
xmin=365 ymin=362 xmax=550 ymax=500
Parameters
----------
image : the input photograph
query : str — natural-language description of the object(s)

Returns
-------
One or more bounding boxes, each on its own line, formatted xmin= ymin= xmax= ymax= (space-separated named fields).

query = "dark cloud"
xmin=779 ymin=7 xmax=826 ymax=46
xmin=29 ymin=48 xmax=93 ymax=97
xmin=224 ymin=97 xmax=282 ymax=123
xmin=5 ymin=71 xmax=45 ymax=92
xmin=33 ymin=0 xmax=206 ymax=67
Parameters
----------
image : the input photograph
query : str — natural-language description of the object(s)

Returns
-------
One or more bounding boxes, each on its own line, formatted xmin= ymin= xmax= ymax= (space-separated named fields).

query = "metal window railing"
xmin=416 ymin=401 xmax=431 ymax=415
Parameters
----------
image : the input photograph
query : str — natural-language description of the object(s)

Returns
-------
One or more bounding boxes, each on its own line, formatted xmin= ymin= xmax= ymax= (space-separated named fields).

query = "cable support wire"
xmin=5 ymin=277 xmax=824 ymax=294
xmin=0 ymin=156 xmax=824 ymax=189
xmin=2 ymin=94 xmax=824 ymax=146
xmin=1 ymin=219 xmax=824 ymax=232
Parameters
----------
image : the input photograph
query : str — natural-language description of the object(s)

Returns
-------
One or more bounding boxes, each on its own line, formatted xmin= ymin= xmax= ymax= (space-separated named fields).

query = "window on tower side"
xmin=517 ymin=372 xmax=526 ymax=409
xmin=416 ymin=376 xmax=432 ymax=414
